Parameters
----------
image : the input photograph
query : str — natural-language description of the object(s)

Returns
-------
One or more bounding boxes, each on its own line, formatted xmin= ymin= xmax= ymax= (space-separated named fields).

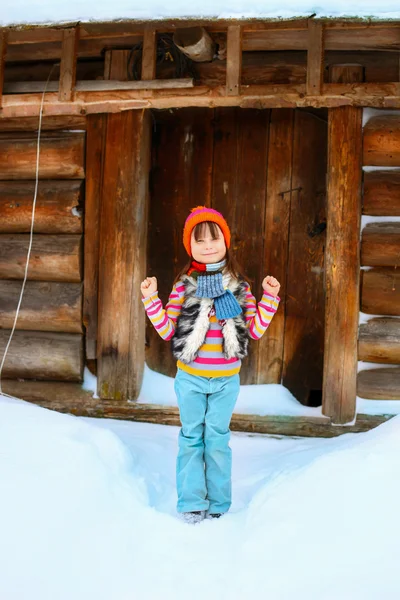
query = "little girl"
xmin=140 ymin=206 xmax=281 ymax=524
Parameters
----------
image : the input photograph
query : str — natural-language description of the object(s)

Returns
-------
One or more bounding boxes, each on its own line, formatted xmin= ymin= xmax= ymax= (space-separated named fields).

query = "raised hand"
xmin=140 ymin=276 xmax=158 ymax=299
xmin=262 ymin=275 xmax=280 ymax=298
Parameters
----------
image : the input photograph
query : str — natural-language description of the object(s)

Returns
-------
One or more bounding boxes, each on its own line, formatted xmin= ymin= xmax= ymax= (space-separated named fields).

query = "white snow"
xmin=1 ymin=0 xmax=400 ymax=27
xmin=1 ymin=392 xmax=400 ymax=600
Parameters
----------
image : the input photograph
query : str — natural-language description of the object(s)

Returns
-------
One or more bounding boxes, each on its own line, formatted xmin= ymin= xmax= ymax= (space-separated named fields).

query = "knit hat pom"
xmin=182 ymin=205 xmax=231 ymax=257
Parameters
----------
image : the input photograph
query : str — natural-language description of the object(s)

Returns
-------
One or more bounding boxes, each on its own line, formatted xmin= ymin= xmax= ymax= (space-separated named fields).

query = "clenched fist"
xmin=140 ymin=276 xmax=158 ymax=299
xmin=262 ymin=275 xmax=280 ymax=298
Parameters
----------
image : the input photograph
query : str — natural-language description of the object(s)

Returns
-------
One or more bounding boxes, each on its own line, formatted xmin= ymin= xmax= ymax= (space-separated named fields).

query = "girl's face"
xmin=190 ymin=223 xmax=226 ymax=264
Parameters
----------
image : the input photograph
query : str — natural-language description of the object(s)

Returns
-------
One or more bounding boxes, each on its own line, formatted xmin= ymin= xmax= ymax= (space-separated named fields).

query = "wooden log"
xmin=84 ymin=114 xmax=107 ymax=360
xmin=363 ymin=170 xmax=400 ymax=216
xmin=0 ymin=280 xmax=82 ymax=333
xmin=323 ymin=87 xmax=363 ymax=423
xmin=0 ymin=234 xmax=82 ymax=282
xmin=0 ymin=330 xmax=83 ymax=381
xmin=358 ymin=317 xmax=400 ymax=363
xmin=361 ymin=268 xmax=400 ymax=315
xmin=363 ymin=115 xmax=400 ymax=166
xmin=0 ymin=180 xmax=83 ymax=233
xmin=59 ymin=27 xmax=79 ymax=102
xmin=0 ymin=131 xmax=85 ymax=179
xmin=226 ymin=25 xmax=242 ymax=96
xmin=357 ymin=367 xmax=400 ymax=400
xmin=306 ymin=20 xmax=324 ymax=95
xmin=361 ymin=222 xmax=400 ymax=266
xmin=8 ymin=384 xmax=392 ymax=437
xmin=4 ymin=84 xmax=400 ymax=118
xmin=97 ymin=109 xmax=151 ymax=401
xmin=0 ymin=115 xmax=86 ymax=132
xmin=141 ymin=29 xmax=157 ymax=80
xmin=0 ymin=28 xmax=8 ymax=109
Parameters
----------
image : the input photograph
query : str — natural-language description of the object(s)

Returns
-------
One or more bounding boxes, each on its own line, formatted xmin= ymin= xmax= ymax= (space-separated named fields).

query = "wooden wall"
xmin=359 ymin=114 xmax=400 ymax=400
xmin=0 ymin=130 xmax=84 ymax=384
xmin=146 ymin=107 xmax=327 ymax=403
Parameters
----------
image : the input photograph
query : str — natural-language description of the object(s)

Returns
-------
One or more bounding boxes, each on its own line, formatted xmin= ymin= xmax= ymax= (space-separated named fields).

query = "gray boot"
xmin=181 ymin=511 xmax=205 ymax=525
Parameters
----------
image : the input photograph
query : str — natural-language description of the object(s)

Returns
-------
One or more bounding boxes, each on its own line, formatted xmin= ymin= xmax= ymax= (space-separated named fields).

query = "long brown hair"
xmin=172 ymin=221 xmax=254 ymax=286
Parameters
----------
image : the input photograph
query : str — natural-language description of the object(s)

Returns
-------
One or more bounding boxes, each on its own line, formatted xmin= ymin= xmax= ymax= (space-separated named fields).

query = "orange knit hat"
xmin=183 ymin=206 xmax=231 ymax=256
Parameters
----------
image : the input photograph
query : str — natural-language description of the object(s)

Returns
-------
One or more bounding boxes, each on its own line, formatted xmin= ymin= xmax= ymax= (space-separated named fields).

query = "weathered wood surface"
xmin=59 ymin=27 xmax=79 ymax=102
xmin=358 ymin=317 xmax=400 ymax=364
xmin=306 ymin=21 xmax=324 ymax=96
xmin=6 ymin=23 xmax=400 ymax=61
xmin=323 ymin=103 xmax=362 ymax=423
xmin=327 ymin=64 xmax=364 ymax=84
xmin=0 ymin=131 xmax=85 ymax=179
xmin=226 ymin=25 xmax=242 ymax=96
xmin=3 ymin=383 xmax=392 ymax=438
xmin=363 ymin=170 xmax=400 ymax=216
xmin=0 ymin=280 xmax=83 ymax=333
xmin=0 ymin=29 xmax=7 ymax=109
xmin=357 ymin=367 xmax=400 ymax=400
xmin=0 ymin=330 xmax=83 ymax=381
xmin=0 ymin=180 xmax=83 ymax=233
xmin=361 ymin=268 xmax=400 ymax=315
xmin=282 ymin=109 xmax=327 ymax=404
xmin=5 ymin=51 xmax=399 ymax=90
xmin=0 ymin=115 xmax=86 ymax=132
xmin=4 ymin=83 xmax=400 ymax=119
xmin=0 ymin=234 xmax=82 ymax=281
xmin=146 ymin=107 xmax=214 ymax=378
xmin=84 ymin=114 xmax=106 ymax=360
xmin=261 ymin=109 xmax=293 ymax=385
xmin=363 ymin=115 xmax=400 ymax=166
xmin=97 ymin=109 xmax=151 ymax=401
xmin=141 ymin=29 xmax=157 ymax=81
xmin=361 ymin=222 xmax=400 ymax=266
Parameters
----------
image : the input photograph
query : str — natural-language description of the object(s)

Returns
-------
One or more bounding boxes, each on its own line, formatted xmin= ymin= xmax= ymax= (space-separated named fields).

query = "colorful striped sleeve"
xmin=141 ymin=280 xmax=185 ymax=341
xmin=244 ymin=282 xmax=281 ymax=340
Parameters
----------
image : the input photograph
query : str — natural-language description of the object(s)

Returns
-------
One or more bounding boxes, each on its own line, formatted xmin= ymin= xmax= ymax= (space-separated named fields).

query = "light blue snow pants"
xmin=174 ymin=367 xmax=240 ymax=514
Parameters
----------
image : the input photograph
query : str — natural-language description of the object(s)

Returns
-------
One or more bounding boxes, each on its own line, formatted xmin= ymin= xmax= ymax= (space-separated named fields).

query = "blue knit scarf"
xmin=191 ymin=258 xmax=242 ymax=320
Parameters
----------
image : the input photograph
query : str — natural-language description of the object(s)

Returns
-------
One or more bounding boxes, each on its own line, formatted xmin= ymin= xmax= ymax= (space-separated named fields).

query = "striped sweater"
xmin=142 ymin=280 xmax=280 ymax=378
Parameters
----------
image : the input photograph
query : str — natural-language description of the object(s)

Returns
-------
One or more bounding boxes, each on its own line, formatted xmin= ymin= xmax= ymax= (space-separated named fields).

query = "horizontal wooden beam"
xmin=0 ymin=378 xmax=393 ymax=437
xmin=2 ymin=82 xmax=400 ymax=118
xmin=4 ymin=78 xmax=194 ymax=94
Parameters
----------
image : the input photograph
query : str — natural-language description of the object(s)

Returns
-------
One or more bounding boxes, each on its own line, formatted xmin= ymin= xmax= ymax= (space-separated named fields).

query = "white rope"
xmin=0 ymin=64 xmax=58 ymax=400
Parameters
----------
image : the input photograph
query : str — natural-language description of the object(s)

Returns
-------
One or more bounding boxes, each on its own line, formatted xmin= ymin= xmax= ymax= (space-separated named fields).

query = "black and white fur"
xmin=171 ymin=271 xmax=250 ymax=364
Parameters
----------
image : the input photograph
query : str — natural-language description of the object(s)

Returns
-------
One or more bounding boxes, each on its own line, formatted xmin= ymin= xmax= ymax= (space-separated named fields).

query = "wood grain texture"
xmin=59 ymin=27 xmax=79 ymax=102
xmin=97 ymin=109 xmax=151 ymax=401
xmin=357 ymin=367 xmax=400 ymax=400
xmin=0 ymin=131 xmax=85 ymax=179
xmin=323 ymin=105 xmax=363 ymax=423
xmin=0 ymin=180 xmax=83 ymax=233
xmin=83 ymin=114 xmax=107 ymax=360
xmin=363 ymin=170 xmax=400 ymax=216
xmin=226 ymin=25 xmax=242 ymax=96
xmin=0 ymin=280 xmax=82 ymax=332
xmin=282 ymin=109 xmax=327 ymax=404
xmin=306 ymin=20 xmax=324 ymax=95
xmin=358 ymin=317 xmax=400 ymax=363
xmin=363 ymin=115 xmax=400 ymax=166
xmin=361 ymin=268 xmax=400 ymax=315
xmin=0 ymin=329 xmax=83 ymax=381
xmin=0 ymin=234 xmax=82 ymax=281
xmin=361 ymin=222 xmax=400 ymax=266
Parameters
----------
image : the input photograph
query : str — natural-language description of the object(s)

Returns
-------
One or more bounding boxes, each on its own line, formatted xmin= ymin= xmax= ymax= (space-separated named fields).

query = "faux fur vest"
xmin=171 ymin=271 xmax=249 ymax=364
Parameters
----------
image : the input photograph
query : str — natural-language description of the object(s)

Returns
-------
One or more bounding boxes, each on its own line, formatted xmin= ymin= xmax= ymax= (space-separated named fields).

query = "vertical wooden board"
xmin=97 ymin=109 xmax=151 ymax=401
xmin=260 ymin=108 xmax=294 ymax=385
xmin=84 ymin=114 xmax=106 ymax=359
xmin=212 ymin=107 xmax=270 ymax=384
xmin=146 ymin=108 xmax=214 ymax=377
xmin=282 ymin=109 xmax=327 ymax=405
xmin=323 ymin=106 xmax=362 ymax=423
